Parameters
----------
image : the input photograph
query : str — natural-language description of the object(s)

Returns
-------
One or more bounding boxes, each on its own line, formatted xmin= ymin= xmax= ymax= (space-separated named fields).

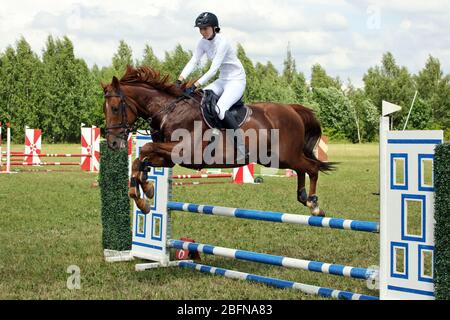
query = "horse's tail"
xmin=289 ymin=104 xmax=337 ymax=173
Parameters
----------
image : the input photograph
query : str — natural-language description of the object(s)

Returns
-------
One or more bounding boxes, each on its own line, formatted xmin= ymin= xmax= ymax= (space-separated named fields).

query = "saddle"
xmin=200 ymin=90 xmax=251 ymax=129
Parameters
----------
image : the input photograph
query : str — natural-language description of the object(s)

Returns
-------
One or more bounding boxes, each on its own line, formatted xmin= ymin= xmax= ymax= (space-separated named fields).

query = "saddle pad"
xmin=201 ymin=104 xmax=252 ymax=130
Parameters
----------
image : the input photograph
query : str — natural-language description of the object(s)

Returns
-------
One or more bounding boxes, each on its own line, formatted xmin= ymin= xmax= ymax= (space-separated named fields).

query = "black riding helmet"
xmin=194 ymin=12 xmax=220 ymax=32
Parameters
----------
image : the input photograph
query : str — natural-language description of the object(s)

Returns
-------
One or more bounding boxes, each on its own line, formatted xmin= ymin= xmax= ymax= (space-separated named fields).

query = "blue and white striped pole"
xmin=168 ymin=201 xmax=379 ymax=233
xmin=169 ymin=240 xmax=378 ymax=280
xmin=177 ymin=261 xmax=378 ymax=300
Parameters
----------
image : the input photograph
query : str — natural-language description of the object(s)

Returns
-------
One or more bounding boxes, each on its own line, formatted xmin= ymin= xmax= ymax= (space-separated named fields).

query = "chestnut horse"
xmin=102 ymin=66 xmax=333 ymax=216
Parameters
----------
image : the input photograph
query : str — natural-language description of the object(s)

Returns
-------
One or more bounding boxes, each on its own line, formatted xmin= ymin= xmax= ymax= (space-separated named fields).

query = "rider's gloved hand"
xmin=183 ymin=84 xmax=197 ymax=96
xmin=175 ymin=80 xmax=182 ymax=88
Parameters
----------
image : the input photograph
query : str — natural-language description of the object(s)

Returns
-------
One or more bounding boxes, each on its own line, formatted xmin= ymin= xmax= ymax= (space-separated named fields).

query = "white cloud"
xmin=324 ymin=13 xmax=349 ymax=30
xmin=1 ymin=0 xmax=450 ymax=88
xmin=400 ymin=19 xmax=412 ymax=31
xmin=305 ymin=47 xmax=353 ymax=71
xmin=350 ymin=0 xmax=450 ymax=14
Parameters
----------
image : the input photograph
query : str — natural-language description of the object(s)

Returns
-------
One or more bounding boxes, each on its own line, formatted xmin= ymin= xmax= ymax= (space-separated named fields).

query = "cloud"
xmin=1 ymin=0 xmax=450 ymax=88
xmin=324 ymin=13 xmax=349 ymax=30
xmin=349 ymin=0 xmax=450 ymax=14
xmin=305 ymin=46 xmax=354 ymax=71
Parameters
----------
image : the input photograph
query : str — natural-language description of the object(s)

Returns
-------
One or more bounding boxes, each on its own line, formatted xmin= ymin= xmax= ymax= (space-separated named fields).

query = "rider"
xmin=176 ymin=12 xmax=248 ymax=161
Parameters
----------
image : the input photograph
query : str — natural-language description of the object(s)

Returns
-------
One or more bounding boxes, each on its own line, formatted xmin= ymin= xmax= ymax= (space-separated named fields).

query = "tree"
xmin=414 ymin=55 xmax=450 ymax=129
xmin=363 ymin=52 xmax=415 ymax=129
xmin=0 ymin=37 xmax=43 ymax=142
xmin=415 ymin=55 xmax=442 ymax=100
xmin=237 ymin=44 xmax=258 ymax=103
xmin=160 ymin=44 xmax=192 ymax=81
xmin=40 ymin=35 xmax=98 ymax=142
xmin=291 ymin=72 xmax=308 ymax=104
xmin=312 ymin=87 xmax=358 ymax=142
xmin=2 ymin=34 xmax=448 ymax=143
xmin=402 ymin=97 xmax=433 ymax=130
xmin=310 ymin=64 xmax=342 ymax=90
xmin=346 ymin=84 xmax=379 ymax=142
xmin=139 ymin=45 xmax=161 ymax=70
xmin=433 ymin=76 xmax=450 ymax=132
xmin=112 ymin=40 xmax=133 ymax=77
xmin=282 ymin=43 xmax=296 ymax=84
xmin=253 ymin=62 xmax=296 ymax=103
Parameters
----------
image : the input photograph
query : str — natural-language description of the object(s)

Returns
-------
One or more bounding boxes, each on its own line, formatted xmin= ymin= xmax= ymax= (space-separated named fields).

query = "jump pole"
xmin=0 ymin=122 xmax=2 ymax=170
xmin=0 ymin=122 xmax=12 ymax=174
xmin=177 ymin=261 xmax=377 ymax=300
xmin=6 ymin=123 xmax=11 ymax=173
xmin=2 ymin=125 xmax=100 ymax=172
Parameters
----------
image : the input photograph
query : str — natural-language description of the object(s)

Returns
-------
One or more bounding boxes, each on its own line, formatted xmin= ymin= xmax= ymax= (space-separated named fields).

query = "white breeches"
xmin=204 ymin=78 xmax=246 ymax=120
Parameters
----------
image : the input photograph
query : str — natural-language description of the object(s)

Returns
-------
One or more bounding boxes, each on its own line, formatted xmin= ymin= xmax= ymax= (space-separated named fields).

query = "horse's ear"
xmin=112 ymin=76 xmax=120 ymax=89
xmin=100 ymin=82 xmax=108 ymax=93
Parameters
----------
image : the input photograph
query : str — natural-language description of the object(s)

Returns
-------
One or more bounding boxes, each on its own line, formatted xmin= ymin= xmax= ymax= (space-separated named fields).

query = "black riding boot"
xmin=222 ymin=110 xmax=248 ymax=163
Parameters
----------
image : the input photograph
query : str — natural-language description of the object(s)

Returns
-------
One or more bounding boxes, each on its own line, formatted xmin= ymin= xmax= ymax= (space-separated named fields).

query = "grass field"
xmin=0 ymin=143 xmax=381 ymax=299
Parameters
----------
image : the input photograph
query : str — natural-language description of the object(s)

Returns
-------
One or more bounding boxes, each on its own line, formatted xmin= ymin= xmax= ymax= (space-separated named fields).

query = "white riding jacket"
xmin=180 ymin=33 xmax=246 ymax=86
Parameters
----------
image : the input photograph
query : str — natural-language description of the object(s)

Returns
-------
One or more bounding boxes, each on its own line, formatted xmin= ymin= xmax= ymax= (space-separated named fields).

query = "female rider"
xmin=177 ymin=12 xmax=247 ymax=161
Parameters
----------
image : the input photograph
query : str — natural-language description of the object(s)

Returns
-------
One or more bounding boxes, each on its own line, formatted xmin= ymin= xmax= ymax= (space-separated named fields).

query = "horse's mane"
xmin=119 ymin=65 xmax=196 ymax=97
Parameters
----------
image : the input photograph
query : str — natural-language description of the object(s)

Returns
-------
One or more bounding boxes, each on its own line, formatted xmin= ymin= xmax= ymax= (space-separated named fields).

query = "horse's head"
xmin=102 ymin=76 xmax=138 ymax=150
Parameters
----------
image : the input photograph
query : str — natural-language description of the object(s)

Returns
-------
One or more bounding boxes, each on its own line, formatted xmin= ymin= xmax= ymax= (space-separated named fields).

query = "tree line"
xmin=0 ymin=35 xmax=449 ymax=143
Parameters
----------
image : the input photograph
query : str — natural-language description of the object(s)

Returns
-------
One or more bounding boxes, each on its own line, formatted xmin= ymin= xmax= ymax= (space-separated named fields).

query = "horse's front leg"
xmin=130 ymin=142 xmax=180 ymax=213
xmin=129 ymin=158 xmax=151 ymax=213
xmin=139 ymin=141 xmax=178 ymax=169
xmin=137 ymin=157 xmax=154 ymax=200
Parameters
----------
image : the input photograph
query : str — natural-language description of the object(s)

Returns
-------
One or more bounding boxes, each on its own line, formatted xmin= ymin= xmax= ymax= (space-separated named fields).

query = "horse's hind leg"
xmin=295 ymin=170 xmax=308 ymax=206
xmin=291 ymin=156 xmax=325 ymax=217
xmin=305 ymin=166 xmax=325 ymax=217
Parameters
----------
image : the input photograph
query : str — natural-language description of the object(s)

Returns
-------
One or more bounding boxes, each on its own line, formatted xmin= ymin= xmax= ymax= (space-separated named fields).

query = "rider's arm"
xmin=197 ymin=39 xmax=228 ymax=86
xmin=179 ymin=41 xmax=204 ymax=81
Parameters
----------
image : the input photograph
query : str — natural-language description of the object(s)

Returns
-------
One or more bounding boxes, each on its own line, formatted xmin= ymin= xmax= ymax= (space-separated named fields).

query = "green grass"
xmin=0 ymin=143 xmax=381 ymax=299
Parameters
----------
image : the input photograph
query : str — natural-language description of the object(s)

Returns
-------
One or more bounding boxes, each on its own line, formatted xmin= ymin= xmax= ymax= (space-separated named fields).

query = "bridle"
xmin=104 ymin=87 xmax=195 ymax=142
xmin=104 ymin=89 xmax=137 ymax=141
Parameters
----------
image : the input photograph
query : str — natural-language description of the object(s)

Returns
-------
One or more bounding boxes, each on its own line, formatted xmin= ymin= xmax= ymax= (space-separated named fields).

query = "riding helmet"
xmin=194 ymin=12 xmax=220 ymax=32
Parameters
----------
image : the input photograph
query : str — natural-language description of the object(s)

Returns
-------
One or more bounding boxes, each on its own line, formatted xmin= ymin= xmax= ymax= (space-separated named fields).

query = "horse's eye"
xmin=111 ymin=106 xmax=119 ymax=113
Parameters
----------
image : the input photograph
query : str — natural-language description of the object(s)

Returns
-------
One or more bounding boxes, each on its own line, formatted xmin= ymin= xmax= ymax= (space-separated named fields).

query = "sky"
xmin=1 ymin=0 xmax=450 ymax=87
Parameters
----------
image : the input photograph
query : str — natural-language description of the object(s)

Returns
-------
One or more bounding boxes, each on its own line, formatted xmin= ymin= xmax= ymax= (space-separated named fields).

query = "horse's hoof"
xmin=129 ymin=187 xmax=137 ymax=199
xmin=136 ymin=198 xmax=151 ymax=214
xmin=311 ymin=207 xmax=325 ymax=217
xmin=144 ymin=188 xmax=154 ymax=199
xmin=142 ymin=183 xmax=154 ymax=199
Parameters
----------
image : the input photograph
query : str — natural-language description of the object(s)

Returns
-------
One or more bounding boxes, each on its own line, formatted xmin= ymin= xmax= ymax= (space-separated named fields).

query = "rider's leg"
xmin=215 ymin=80 xmax=246 ymax=120
xmin=216 ymin=80 xmax=247 ymax=162
xmin=204 ymin=80 xmax=225 ymax=99
xmin=204 ymin=80 xmax=226 ymax=145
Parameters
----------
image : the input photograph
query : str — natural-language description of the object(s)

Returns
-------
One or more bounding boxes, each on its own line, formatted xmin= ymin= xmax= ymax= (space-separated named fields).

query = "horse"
xmin=102 ymin=66 xmax=333 ymax=216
